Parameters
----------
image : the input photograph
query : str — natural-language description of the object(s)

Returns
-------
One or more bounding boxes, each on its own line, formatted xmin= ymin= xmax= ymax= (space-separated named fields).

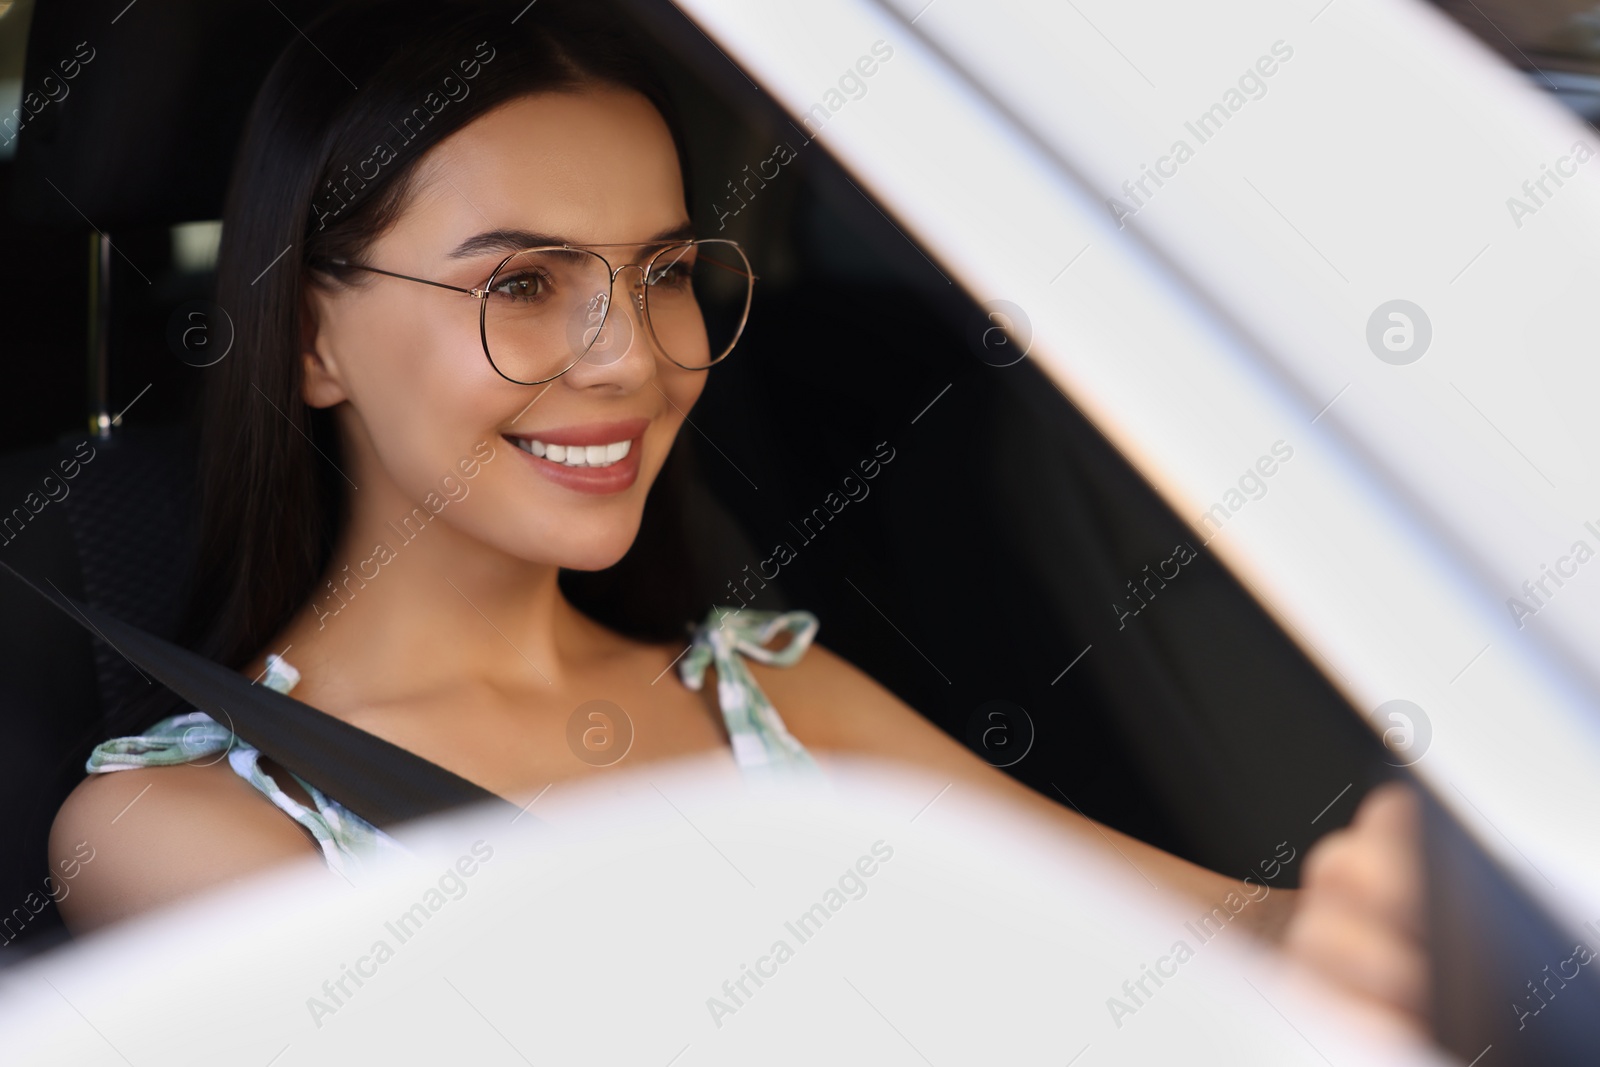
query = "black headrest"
xmin=8 ymin=0 xmax=325 ymax=229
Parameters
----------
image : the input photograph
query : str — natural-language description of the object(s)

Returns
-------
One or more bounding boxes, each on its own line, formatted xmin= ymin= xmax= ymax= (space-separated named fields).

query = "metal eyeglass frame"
xmin=326 ymin=238 xmax=755 ymax=386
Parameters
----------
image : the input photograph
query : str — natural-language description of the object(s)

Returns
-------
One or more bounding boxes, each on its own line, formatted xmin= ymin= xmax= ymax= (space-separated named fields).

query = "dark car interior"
xmin=1 ymin=0 xmax=1597 ymax=1061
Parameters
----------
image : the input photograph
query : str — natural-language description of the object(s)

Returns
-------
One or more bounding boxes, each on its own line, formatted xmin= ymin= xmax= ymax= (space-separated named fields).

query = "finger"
xmin=1284 ymin=893 xmax=1430 ymax=1020
xmin=1302 ymin=787 xmax=1425 ymax=940
xmin=1301 ymin=830 xmax=1423 ymax=941
xmin=1353 ymin=783 xmax=1422 ymax=852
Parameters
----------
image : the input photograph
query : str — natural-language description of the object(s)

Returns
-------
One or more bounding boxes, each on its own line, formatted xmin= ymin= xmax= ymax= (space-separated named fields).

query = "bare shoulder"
xmin=50 ymin=761 xmax=323 ymax=935
xmin=749 ymin=640 xmax=973 ymax=768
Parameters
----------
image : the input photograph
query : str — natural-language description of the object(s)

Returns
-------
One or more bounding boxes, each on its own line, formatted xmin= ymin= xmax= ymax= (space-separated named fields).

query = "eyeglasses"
xmin=327 ymin=238 xmax=756 ymax=386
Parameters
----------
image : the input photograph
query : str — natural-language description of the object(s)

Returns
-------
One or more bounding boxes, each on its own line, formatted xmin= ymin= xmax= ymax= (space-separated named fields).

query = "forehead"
xmin=396 ymin=87 xmax=686 ymax=253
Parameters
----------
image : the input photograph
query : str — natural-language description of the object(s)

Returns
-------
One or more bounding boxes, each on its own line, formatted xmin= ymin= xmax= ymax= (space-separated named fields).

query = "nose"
xmin=559 ymin=264 xmax=655 ymax=390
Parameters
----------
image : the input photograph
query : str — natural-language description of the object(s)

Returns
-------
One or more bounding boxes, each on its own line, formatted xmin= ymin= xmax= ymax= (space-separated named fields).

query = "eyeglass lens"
xmin=481 ymin=240 xmax=753 ymax=384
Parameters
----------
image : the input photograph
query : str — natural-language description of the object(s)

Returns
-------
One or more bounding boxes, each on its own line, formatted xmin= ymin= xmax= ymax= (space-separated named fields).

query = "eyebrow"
xmin=445 ymin=222 xmax=696 ymax=260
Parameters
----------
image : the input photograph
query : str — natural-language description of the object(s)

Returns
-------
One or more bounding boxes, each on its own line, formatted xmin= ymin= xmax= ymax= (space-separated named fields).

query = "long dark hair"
xmin=182 ymin=0 xmax=701 ymax=669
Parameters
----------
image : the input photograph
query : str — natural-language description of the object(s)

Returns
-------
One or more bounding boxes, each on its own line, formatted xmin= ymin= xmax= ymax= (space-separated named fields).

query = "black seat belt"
xmin=0 ymin=557 xmax=516 ymax=829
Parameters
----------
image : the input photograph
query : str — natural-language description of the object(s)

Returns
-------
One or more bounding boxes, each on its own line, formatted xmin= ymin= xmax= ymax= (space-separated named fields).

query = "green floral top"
xmin=85 ymin=607 xmax=821 ymax=879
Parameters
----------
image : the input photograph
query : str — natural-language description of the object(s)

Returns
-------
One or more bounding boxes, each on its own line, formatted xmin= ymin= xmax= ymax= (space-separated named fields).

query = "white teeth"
xmin=511 ymin=436 xmax=633 ymax=468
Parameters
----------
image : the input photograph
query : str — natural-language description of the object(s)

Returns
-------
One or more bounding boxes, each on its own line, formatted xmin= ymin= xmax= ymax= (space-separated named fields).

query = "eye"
xmin=490 ymin=269 xmax=551 ymax=302
xmin=645 ymin=259 xmax=694 ymax=288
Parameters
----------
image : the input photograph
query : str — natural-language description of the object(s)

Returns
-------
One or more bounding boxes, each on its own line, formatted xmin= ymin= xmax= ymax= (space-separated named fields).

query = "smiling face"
xmin=300 ymin=87 xmax=706 ymax=571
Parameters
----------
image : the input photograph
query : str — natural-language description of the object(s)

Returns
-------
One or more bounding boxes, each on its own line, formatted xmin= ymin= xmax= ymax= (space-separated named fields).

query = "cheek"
xmin=337 ymin=293 xmax=503 ymax=490
xmin=643 ymin=366 xmax=707 ymax=467
xmin=661 ymin=364 xmax=709 ymax=417
xmin=346 ymin=289 xmax=481 ymax=391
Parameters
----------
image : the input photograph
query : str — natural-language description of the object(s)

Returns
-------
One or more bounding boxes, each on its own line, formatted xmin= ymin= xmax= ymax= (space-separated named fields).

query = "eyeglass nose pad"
xmin=614 ymin=263 xmax=665 ymax=347
xmin=610 ymin=263 xmax=656 ymax=353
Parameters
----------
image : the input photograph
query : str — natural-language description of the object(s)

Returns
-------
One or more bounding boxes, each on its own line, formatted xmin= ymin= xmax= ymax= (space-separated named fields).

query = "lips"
xmin=502 ymin=416 xmax=650 ymax=495
xmin=504 ymin=417 xmax=651 ymax=449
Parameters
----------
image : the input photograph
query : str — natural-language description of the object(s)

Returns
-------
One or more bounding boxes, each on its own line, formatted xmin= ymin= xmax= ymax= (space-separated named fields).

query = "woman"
xmin=49 ymin=0 xmax=1425 ymax=1031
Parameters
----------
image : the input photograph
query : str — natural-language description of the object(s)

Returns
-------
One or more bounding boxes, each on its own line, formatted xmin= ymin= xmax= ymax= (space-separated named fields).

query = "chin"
xmin=470 ymin=481 xmax=651 ymax=571
xmin=510 ymin=518 xmax=641 ymax=572
xmin=551 ymin=541 xmax=635 ymax=572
